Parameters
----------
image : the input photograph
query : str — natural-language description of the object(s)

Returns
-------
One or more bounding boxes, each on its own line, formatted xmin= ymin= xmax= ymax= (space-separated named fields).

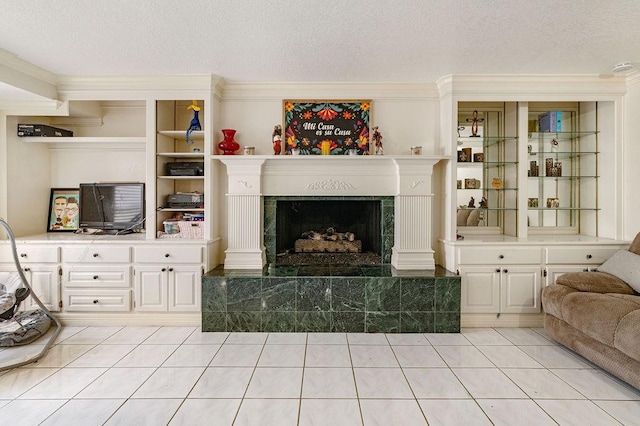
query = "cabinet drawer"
xmin=134 ymin=246 xmax=203 ymax=264
xmin=63 ymin=246 xmax=131 ymax=263
xmin=64 ymin=266 xmax=131 ymax=288
xmin=545 ymin=247 xmax=620 ymax=265
xmin=0 ymin=245 xmax=59 ymax=263
xmin=63 ymin=289 xmax=131 ymax=312
xmin=458 ymin=247 xmax=541 ymax=265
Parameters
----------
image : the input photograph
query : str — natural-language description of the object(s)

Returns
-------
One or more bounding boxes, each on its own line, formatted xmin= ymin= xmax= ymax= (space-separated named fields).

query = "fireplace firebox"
xmin=264 ymin=196 xmax=394 ymax=265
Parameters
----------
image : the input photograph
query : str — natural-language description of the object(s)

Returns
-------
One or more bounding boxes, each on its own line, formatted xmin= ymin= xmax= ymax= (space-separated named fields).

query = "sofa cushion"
xmin=608 ymin=294 xmax=640 ymax=361
xmin=599 ymin=250 xmax=640 ymax=293
xmin=555 ymin=271 xmax=636 ymax=295
xmin=541 ymin=284 xmax=576 ymax=319
xmin=628 ymin=232 xmax=640 ymax=255
xmin=560 ymin=292 xmax=640 ymax=349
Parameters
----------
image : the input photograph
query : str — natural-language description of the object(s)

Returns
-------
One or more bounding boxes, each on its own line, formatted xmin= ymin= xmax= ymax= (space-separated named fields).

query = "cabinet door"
xmin=134 ymin=265 xmax=168 ymax=311
xmin=459 ymin=266 xmax=500 ymax=313
xmin=168 ymin=265 xmax=201 ymax=312
xmin=0 ymin=265 xmax=60 ymax=312
xmin=500 ymin=265 xmax=540 ymax=314
xmin=21 ymin=265 xmax=60 ymax=312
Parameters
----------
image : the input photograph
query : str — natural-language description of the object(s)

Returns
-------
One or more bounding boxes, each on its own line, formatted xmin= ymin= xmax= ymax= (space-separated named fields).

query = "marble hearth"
xmin=202 ymin=265 xmax=461 ymax=333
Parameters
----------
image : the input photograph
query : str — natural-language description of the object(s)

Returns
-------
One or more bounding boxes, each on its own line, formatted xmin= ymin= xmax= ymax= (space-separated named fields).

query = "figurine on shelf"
xmin=551 ymin=138 xmax=559 ymax=152
xmin=372 ymin=126 xmax=383 ymax=155
xmin=479 ymin=196 xmax=488 ymax=208
xmin=466 ymin=110 xmax=484 ymax=137
xmin=468 ymin=197 xmax=475 ymax=208
xmin=185 ymin=100 xmax=202 ymax=144
xmin=272 ymin=124 xmax=282 ymax=155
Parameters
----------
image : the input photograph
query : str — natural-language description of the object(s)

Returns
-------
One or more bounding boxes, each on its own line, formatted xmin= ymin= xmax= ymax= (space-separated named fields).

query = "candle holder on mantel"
xmin=217 ymin=129 xmax=240 ymax=155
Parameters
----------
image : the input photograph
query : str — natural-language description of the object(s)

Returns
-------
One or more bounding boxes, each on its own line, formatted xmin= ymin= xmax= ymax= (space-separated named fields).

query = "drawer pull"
xmin=583 ymin=268 xmax=589 ymax=272
xmin=586 ymin=254 xmax=593 ymax=259
xmin=93 ymin=300 xmax=99 ymax=304
xmin=503 ymin=269 xmax=508 ymax=273
xmin=93 ymin=275 xmax=99 ymax=280
xmin=93 ymin=253 xmax=99 ymax=258
xmin=20 ymin=253 xmax=27 ymax=258
xmin=169 ymin=267 xmax=174 ymax=272
xmin=24 ymin=267 xmax=30 ymax=272
xmin=495 ymin=268 xmax=501 ymax=273
xmin=164 ymin=253 xmax=170 ymax=258
xmin=498 ymin=254 xmax=504 ymax=259
xmin=161 ymin=268 xmax=167 ymax=272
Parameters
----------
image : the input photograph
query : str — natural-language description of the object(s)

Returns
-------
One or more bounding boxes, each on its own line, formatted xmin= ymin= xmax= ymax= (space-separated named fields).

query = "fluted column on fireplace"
xmin=220 ymin=158 xmax=266 ymax=269
xmin=391 ymin=158 xmax=437 ymax=269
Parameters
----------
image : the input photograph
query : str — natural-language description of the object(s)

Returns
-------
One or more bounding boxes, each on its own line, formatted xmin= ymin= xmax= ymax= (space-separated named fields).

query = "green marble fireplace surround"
xmin=201 ymin=265 xmax=461 ymax=333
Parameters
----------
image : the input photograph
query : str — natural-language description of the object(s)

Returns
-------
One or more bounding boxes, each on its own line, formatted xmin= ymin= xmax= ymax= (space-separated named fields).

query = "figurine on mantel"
xmin=372 ymin=126 xmax=383 ymax=155
xmin=272 ymin=124 xmax=282 ymax=155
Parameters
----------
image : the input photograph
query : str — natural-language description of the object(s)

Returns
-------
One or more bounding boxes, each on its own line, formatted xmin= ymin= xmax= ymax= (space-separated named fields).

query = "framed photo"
xmin=283 ymin=100 xmax=371 ymax=155
xmin=47 ymin=188 xmax=80 ymax=232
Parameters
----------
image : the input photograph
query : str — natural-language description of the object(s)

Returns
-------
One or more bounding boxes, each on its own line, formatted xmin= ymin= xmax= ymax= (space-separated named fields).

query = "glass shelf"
xmin=527 ymin=207 xmax=600 ymax=211
xmin=528 ymin=131 xmax=598 ymax=141
xmin=527 ymin=176 xmax=599 ymax=179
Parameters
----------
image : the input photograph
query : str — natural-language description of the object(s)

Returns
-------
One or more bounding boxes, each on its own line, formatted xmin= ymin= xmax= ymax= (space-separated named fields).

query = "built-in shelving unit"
xmin=155 ymin=100 xmax=207 ymax=240
xmin=456 ymin=104 xmax=519 ymax=235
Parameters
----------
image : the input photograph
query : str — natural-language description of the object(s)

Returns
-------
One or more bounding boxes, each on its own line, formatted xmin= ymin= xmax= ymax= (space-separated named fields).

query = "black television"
xmin=79 ymin=183 xmax=145 ymax=232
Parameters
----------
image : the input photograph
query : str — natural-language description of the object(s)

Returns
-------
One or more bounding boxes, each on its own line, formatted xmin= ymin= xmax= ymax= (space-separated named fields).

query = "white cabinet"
xmin=460 ymin=265 xmax=540 ymax=314
xmin=0 ymin=245 xmax=61 ymax=312
xmin=61 ymin=245 xmax=133 ymax=312
xmin=133 ymin=245 xmax=203 ymax=312
xmin=457 ymin=245 xmax=541 ymax=315
xmin=134 ymin=265 xmax=201 ymax=312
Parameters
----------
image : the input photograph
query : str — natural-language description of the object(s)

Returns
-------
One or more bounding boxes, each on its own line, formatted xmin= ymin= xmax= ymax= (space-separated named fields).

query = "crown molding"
xmin=0 ymin=49 xmax=58 ymax=99
xmin=56 ymin=75 xmax=219 ymax=100
xmin=626 ymin=70 xmax=640 ymax=87
xmin=220 ymin=81 xmax=439 ymax=101
xmin=437 ymin=74 xmax=628 ymax=100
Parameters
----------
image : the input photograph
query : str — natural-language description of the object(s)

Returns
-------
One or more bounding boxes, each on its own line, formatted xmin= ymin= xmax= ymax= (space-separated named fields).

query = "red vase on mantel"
xmin=217 ymin=129 xmax=240 ymax=155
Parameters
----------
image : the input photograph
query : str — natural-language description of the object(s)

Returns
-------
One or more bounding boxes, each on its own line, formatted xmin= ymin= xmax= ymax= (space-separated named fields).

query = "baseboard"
xmin=461 ymin=313 xmax=544 ymax=328
xmin=55 ymin=312 xmax=201 ymax=327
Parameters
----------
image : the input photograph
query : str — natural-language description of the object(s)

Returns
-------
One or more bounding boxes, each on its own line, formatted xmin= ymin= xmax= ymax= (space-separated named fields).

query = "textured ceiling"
xmin=1 ymin=0 xmax=639 ymax=84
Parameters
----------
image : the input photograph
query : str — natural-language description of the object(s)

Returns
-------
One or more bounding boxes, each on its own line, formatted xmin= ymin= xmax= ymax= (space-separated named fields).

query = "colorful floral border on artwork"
xmin=283 ymin=100 xmax=371 ymax=155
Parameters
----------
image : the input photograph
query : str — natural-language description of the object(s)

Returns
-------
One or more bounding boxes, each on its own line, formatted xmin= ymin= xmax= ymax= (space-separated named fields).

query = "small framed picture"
xmin=473 ymin=153 xmax=484 ymax=162
xmin=47 ymin=188 xmax=80 ymax=232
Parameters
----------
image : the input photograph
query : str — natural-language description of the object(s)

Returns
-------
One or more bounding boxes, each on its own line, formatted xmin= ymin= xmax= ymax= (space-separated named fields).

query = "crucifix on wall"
xmin=466 ymin=110 xmax=484 ymax=137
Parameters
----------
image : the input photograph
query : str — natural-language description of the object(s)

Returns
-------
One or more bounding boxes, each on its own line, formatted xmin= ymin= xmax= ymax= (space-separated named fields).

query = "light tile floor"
xmin=0 ymin=326 xmax=638 ymax=425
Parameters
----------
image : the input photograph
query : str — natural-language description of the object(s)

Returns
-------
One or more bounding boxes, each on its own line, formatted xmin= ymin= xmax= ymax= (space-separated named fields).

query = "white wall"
xmin=623 ymin=76 xmax=640 ymax=240
xmin=219 ymin=83 xmax=440 ymax=156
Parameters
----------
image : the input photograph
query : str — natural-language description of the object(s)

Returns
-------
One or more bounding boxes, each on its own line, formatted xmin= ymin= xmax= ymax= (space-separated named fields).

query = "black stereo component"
xmin=166 ymin=162 xmax=204 ymax=176
xmin=167 ymin=193 xmax=204 ymax=208
xmin=17 ymin=124 xmax=73 ymax=137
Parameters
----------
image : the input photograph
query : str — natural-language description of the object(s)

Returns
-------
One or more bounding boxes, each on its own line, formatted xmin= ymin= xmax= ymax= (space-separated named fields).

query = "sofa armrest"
xmin=555 ymin=271 xmax=636 ymax=295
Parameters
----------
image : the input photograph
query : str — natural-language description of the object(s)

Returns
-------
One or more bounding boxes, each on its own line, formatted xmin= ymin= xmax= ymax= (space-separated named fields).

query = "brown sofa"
xmin=541 ymin=237 xmax=640 ymax=390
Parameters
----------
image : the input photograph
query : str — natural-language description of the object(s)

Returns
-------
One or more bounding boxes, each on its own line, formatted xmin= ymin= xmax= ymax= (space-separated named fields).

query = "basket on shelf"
xmin=178 ymin=221 xmax=205 ymax=239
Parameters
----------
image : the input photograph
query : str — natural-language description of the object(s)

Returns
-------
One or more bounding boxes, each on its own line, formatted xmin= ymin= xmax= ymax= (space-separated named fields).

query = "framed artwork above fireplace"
xmin=283 ymin=100 xmax=371 ymax=155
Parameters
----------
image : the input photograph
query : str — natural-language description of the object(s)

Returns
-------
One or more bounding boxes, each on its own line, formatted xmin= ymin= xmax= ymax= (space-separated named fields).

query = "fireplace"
xmin=217 ymin=156 xmax=443 ymax=270
xmin=264 ymin=196 xmax=394 ymax=265
xmin=202 ymin=156 xmax=461 ymax=333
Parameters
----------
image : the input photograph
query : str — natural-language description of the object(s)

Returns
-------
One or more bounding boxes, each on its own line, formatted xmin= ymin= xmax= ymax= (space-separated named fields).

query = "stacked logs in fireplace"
xmin=294 ymin=227 xmax=362 ymax=253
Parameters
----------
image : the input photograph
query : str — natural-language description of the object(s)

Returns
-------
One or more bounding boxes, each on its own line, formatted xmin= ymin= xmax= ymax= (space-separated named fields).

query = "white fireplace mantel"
xmin=214 ymin=155 xmax=446 ymax=269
